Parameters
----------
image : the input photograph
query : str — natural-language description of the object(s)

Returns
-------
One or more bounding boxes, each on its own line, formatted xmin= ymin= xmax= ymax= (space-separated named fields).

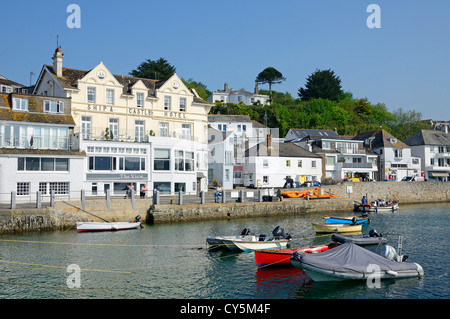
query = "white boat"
xmin=76 ymin=216 xmax=142 ymax=233
xmin=290 ymin=242 xmax=424 ymax=281
xmin=312 ymin=223 xmax=362 ymax=233
xmin=354 ymin=201 xmax=399 ymax=212
xmin=207 ymin=226 xmax=292 ymax=251
xmin=221 ymin=236 xmax=292 ymax=252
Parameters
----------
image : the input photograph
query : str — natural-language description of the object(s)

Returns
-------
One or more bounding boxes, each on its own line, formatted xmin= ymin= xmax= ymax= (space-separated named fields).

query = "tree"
xmin=182 ymin=78 xmax=211 ymax=101
xmin=129 ymin=58 xmax=176 ymax=80
xmin=255 ymin=67 xmax=286 ymax=105
xmin=298 ymin=69 xmax=343 ymax=101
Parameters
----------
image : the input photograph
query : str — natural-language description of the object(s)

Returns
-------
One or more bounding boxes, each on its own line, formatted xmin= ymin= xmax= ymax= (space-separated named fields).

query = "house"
xmin=289 ymin=130 xmax=378 ymax=182
xmin=208 ymin=127 xmax=234 ymax=190
xmin=404 ymin=129 xmax=450 ymax=181
xmin=0 ymin=75 xmax=26 ymax=93
xmin=208 ymin=114 xmax=274 ymax=186
xmin=32 ymin=47 xmax=212 ymax=195
xmin=207 ymin=82 xmax=269 ymax=105
xmin=353 ymin=130 xmax=421 ymax=181
xmin=243 ymin=136 xmax=322 ymax=188
xmin=0 ymin=91 xmax=84 ymax=203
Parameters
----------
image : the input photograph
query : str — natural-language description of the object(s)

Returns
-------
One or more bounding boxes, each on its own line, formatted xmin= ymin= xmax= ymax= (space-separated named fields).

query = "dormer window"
xmin=136 ymin=92 xmax=144 ymax=107
xmin=44 ymin=100 xmax=64 ymax=113
xmin=13 ymin=98 xmax=28 ymax=111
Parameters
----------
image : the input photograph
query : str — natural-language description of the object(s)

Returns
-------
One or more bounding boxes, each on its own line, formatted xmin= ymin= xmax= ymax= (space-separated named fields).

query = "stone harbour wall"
xmin=1 ymin=181 xmax=449 ymax=233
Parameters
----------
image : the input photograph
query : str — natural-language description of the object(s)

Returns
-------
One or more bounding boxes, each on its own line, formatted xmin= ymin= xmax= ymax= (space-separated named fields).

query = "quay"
xmin=1 ymin=182 xmax=450 ymax=234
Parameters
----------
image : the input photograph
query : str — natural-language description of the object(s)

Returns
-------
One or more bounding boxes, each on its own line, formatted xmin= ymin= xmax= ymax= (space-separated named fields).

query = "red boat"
xmin=254 ymin=243 xmax=338 ymax=267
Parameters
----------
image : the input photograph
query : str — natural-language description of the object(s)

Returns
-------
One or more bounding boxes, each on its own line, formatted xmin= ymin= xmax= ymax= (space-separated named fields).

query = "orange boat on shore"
xmin=281 ymin=188 xmax=343 ymax=199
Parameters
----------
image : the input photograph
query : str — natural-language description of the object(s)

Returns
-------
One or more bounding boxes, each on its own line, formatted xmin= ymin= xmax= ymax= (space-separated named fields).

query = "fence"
xmin=0 ymin=188 xmax=283 ymax=210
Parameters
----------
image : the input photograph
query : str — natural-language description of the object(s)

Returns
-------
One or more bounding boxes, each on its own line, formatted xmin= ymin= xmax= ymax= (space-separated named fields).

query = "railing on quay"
xmin=0 ymin=188 xmax=283 ymax=211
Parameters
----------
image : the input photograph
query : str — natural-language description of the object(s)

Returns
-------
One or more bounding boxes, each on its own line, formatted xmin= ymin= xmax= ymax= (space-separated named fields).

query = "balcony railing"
xmin=337 ymin=162 xmax=375 ymax=169
xmin=73 ymin=127 xmax=199 ymax=143
xmin=0 ymin=134 xmax=69 ymax=150
xmin=336 ymin=147 xmax=366 ymax=155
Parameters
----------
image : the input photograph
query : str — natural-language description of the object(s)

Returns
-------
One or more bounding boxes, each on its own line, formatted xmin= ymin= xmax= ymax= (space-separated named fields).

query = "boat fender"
xmin=386 ymin=270 xmax=398 ymax=277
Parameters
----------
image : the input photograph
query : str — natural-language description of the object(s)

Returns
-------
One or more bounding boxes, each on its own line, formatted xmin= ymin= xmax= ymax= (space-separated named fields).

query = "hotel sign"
xmin=86 ymin=173 xmax=148 ymax=181
xmin=86 ymin=104 xmax=186 ymax=118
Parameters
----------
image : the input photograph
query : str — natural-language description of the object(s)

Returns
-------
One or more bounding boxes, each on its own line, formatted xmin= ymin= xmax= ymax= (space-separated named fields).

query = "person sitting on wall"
xmin=361 ymin=196 xmax=367 ymax=205
xmin=140 ymin=184 xmax=148 ymax=199
xmin=215 ymin=184 xmax=223 ymax=203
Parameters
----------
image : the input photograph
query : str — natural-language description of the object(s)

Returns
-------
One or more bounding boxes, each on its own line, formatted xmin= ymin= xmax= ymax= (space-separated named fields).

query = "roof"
xmin=208 ymin=114 xmax=252 ymax=123
xmin=0 ymin=148 xmax=85 ymax=157
xmin=245 ymin=141 xmax=321 ymax=158
xmin=404 ymin=129 xmax=450 ymax=146
xmin=0 ymin=77 xmax=25 ymax=88
xmin=285 ymin=128 xmax=339 ymax=141
xmin=353 ymin=130 xmax=409 ymax=149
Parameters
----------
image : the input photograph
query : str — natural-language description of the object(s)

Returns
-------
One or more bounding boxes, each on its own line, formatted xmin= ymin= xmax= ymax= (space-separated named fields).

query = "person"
xmin=140 ymin=184 xmax=148 ymax=199
xmin=215 ymin=184 xmax=223 ymax=203
xmin=127 ymin=183 xmax=134 ymax=198
xmin=124 ymin=183 xmax=130 ymax=199
xmin=361 ymin=196 xmax=367 ymax=205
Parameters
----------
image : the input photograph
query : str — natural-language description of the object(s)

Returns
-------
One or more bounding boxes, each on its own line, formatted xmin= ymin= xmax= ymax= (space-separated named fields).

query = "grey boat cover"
xmin=331 ymin=233 xmax=387 ymax=245
xmin=291 ymin=242 xmax=419 ymax=273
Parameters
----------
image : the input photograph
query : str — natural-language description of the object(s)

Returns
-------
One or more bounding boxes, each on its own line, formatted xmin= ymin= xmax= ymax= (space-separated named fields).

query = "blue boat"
xmin=323 ymin=215 xmax=370 ymax=224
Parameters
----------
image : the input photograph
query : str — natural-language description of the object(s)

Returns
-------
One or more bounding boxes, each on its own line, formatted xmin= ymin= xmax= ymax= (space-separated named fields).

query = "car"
xmin=301 ymin=181 xmax=323 ymax=187
xmin=401 ymin=176 xmax=424 ymax=182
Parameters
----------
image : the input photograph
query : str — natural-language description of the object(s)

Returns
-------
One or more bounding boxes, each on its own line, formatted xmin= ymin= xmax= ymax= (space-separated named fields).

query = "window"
xmin=106 ymin=89 xmax=114 ymax=105
xmin=49 ymin=182 xmax=69 ymax=195
xmin=13 ymin=98 xmax=28 ymax=111
xmin=179 ymin=97 xmax=186 ymax=112
xmin=175 ymin=151 xmax=184 ymax=171
xmin=326 ymin=156 xmax=335 ymax=165
xmin=322 ymin=141 xmax=331 ymax=150
xmin=44 ymin=100 xmax=64 ymax=113
xmin=154 ymin=148 xmax=170 ymax=171
xmin=109 ymin=118 xmax=119 ymax=140
xmin=135 ymin=120 xmax=145 ymax=142
xmin=312 ymin=161 xmax=317 ymax=168
xmin=17 ymin=182 xmax=30 ymax=195
xmin=175 ymin=183 xmax=186 ymax=193
xmin=87 ymin=87 xmax=96 ymax=103
xmin=394 ymin=149 xmax=403 ymax=158
xmin=263 ymin=176 xmax=269 ymax=184
xmin=263 ymin=159 xmax=269 ymax=167
xmin=174 ymin=151 xmax=194 ymax=171
xmin=164 ymin=96 xmax=171 ymax=110
xmin=286 ymin=160 xmax=291 ymax=167
xmin=225 ymin=169 xmax=230 ymax=182
xmin=159 ymin=122 xmax=169 ymax=137
xmin=89 ymin=156 xmax=112 ymax=170
xmin=182 ymin=124 xmax=191 ymax=140
xmin=81 ymin=116 xmax=91 ymax=140
xmin=137 ymin=92 xmax=144 ymax=107
xmin=298 ymin=160 xmax=303 ymax=167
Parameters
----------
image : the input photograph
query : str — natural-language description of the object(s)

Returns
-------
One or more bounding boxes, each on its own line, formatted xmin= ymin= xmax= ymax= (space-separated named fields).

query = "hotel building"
xmin=33 ymin=47 xmax=211 ymax=196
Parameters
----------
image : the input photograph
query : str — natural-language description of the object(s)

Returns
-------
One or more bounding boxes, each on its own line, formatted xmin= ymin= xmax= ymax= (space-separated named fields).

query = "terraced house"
xmin=32 ymin=47 xmax=211 ymax=196
xmin=0 ymin=91 xmax=84 ymax=203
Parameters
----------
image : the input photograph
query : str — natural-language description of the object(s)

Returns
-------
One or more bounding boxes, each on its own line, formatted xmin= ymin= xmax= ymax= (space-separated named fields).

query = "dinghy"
xmin=331 ymin=229 xmax=387 ymax=246
xmin=354 ymin=201 xmax=399 ymax=212
xmin=206 ymin=228 xmax=254 ymax=249
xmin=290 ymin=242 xmax=424 ymax=281
xmin=209 ymin=226 xmax=292 ymax=252
xmin=254 ymin=243 xmax=338 ymax=267
xmin=312 ymin=223 xmax=362 ymax=233
xmin=77 ymin=216 xmax=142 ymax=233
xmin=324 ymin=215 xmax=369 ymax=224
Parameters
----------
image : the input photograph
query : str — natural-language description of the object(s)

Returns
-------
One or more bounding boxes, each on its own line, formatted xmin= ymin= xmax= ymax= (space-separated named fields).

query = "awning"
xmin=430 ymin=172 xmax=449 ymax=177
xmin=197 ymin=172 xmax=206 ymax=178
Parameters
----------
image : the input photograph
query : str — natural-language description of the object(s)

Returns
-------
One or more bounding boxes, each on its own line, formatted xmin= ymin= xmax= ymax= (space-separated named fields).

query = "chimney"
xmin=266 ymin=134 xmax=272 ymax=148
xmin=52 ymin=47 xmax=64 ymax=77
xmin=224 ymin=82 xmax=229 ymax=92
xmin=254 ymin=83 xmax=259 ymax=94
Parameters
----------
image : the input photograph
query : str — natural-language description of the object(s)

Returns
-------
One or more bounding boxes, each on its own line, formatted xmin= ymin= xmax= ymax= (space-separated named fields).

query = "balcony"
xmin=336 ymin=147 xmax=366 ymax=155
xmin=73 ymin=127 xmax=199 ymax=143
xmin=0 ymin=134 xmax=69 ymax=150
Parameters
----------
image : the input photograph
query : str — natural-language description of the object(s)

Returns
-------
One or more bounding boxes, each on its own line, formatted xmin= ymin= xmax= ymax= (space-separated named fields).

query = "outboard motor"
xmin=369 ymin=229 xmax=382 ymax=237
xmin=259 ymin=234 xmax=266 ymax=242
xmin=272 ymin=226 xmax=292 ymax=239
xmin=241 ymin=228 xmax=250 ymax=236
xmin=134 ymin=215 xmax=141 ymax=223
xmin=351 ymin=217 xmax=358 ymax=225
xmin=380 ymin=245 xmax=408 ymax=262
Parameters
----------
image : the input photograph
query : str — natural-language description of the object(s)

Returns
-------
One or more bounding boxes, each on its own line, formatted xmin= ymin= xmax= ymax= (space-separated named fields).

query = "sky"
xmin=1 ymin=0 xmax=449 ymax=121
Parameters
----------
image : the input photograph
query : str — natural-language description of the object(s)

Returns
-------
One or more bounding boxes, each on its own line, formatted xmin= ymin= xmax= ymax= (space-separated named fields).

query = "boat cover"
xmin=292 ymin=242 xmax=420 ymax=273
xmin=331 ymin=233 xmax=387 ymax=245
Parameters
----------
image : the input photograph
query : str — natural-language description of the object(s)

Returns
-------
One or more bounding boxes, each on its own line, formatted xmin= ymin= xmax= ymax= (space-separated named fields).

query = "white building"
xmin=289 ymin=129 xmax=378 ymax=182
xmin=404 ymin=129 xmax=450 ymax=181
xmin=0 ymin=91 xmax=84 ymax=203
xmin=208 ymin=127 xmax=234 ymax=190
xmin=243 ymin=137 xmax=322 ymax=188
xmin=32 ymin=47 xmax=211 ymax=195
xmin=353 ymin=130 xmax=421 ymax=181
xmin=207 ymin=82 xmax=269 ymax=105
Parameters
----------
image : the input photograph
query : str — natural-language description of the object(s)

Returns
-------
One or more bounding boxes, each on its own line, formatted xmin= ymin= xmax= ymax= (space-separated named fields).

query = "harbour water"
xmin=0 ymin=202 xmax=449 ymax=300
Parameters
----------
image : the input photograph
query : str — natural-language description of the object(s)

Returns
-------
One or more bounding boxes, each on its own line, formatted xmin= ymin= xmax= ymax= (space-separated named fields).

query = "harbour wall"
xmin=1 ymin=182 xmax=449 ymax=233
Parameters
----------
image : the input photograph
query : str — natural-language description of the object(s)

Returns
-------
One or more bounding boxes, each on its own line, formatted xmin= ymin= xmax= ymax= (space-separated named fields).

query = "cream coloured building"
xmin=33 ymin=47 xmax=211 ymax=195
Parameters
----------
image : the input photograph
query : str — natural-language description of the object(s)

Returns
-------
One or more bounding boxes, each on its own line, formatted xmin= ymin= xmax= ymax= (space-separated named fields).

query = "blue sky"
xmin=1 ymin=0 xmax=449 ymax=121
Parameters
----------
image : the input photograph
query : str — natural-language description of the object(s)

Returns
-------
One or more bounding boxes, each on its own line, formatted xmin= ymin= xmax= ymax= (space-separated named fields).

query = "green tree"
xmin=255 ymin=67 xmax=286 ymax=105
xmin=182 ymin=78 xmax=211 ymax=101
xmin=129 ymin=57 xmax=176 ymax=80
xmin=298 ymin=69 xmax=343 ymax=101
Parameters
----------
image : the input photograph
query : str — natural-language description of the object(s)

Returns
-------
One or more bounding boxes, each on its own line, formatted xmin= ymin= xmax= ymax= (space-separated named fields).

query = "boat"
xmin=331 ymin=229 xmax=387 ymax=246
xmin=254 ymin=243 xmax=338 ymax=267
xmin=206 ymin=228 xmax=254 ymax=249
xmin=312 ymin=223 xmax=362 ymax=233
xmin=354 ymin=201 xmax=399 ymax=212
xmin=76 ymin=216 xmax=142 ymax=233
xmin=290 ymin=242 xmax=424 ymax=281
xmin=209 ymin=226 xmax=292 ymax=252
xmin=282 ymin=188 xmax=344 ymax=199
xmin=324 ymin=215 xmax=369 ymax=224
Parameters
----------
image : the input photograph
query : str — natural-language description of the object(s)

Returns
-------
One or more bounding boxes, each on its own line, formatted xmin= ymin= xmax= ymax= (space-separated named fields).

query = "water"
xmin=0 ymin=202 xmax=449 ymax=299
